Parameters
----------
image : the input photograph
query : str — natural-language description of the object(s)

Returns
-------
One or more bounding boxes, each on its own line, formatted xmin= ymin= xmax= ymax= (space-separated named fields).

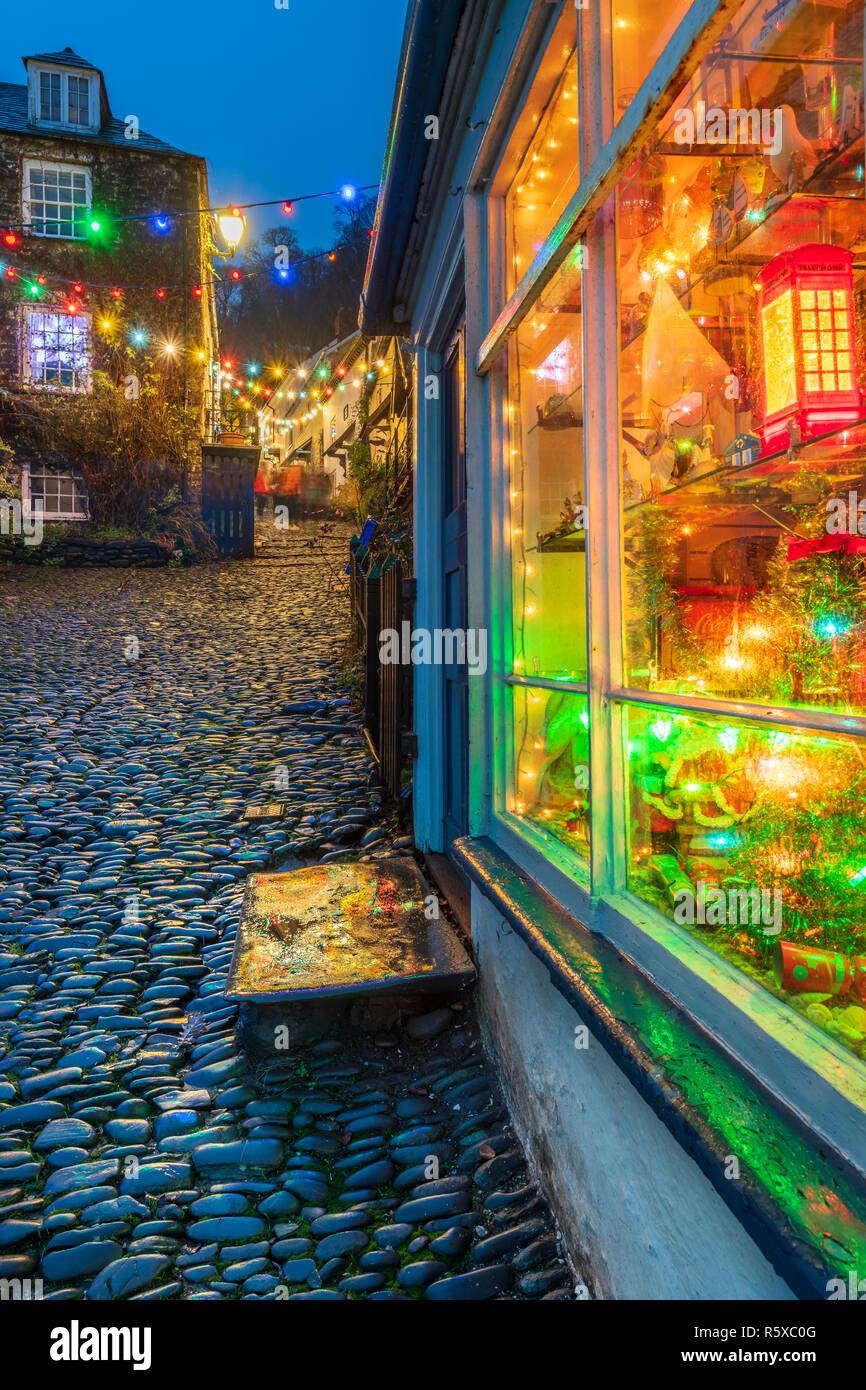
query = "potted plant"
xmin=219 ymin=402 xmax=247 ymax=447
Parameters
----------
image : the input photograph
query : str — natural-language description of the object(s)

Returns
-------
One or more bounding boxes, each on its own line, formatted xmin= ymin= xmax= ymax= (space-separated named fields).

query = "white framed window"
xmin=22 ymin=308 xmax=91 ymax=393
xmin=23 ymin=160 xmax=92 ymax=240
xmin=39 ymin=71 xmax=61 ymax=124
xmin=30 ymin=65 xmax=98 ymax=132
xmin=22 ymin=465 xmax=89 ymax=522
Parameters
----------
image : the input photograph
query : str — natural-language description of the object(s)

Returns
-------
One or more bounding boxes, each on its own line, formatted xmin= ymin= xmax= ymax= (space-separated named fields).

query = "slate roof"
xmin=22 ymin=47 xmax=99 ymax=70
xmin=0 ymin=49 xmax=197 ymax=157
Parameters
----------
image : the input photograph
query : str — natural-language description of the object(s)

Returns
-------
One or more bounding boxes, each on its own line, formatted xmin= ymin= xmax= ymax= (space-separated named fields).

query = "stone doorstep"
xmin=223 ymin=857 xmax=475 ymax=1056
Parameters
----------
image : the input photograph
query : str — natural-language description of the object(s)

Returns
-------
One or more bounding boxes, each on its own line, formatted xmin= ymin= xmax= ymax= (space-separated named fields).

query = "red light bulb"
xmin=282 ymin=202 xmax=293 ymax=215
xmin=230 ymin=269 xmax=241 ymax=281
xmin=111 ymin=288 xmax=122 ymax=299
xmin=156 ymin=288 xmax=166 ymax=299
xmin=327 ymin=252 xmax=336 ymax=262
xmin=4 ymin=267 xmax=16 ymax=280
xmin=72 ymin=283 xmax=83 ymax=294
xmin=193 ymin=284 xmax=202 ymax=297
xmin=2 ymin=231 xmax=19 ymax=248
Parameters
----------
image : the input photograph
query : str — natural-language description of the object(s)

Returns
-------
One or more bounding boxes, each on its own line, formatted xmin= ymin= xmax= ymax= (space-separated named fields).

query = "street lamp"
xmin=217 ymin=206 xmax=246 ymax=252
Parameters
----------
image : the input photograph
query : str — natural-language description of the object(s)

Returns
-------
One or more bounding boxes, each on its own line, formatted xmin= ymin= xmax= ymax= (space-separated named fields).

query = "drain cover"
xmin=226 ymin=857 xmax=475 ymax=1002
xmin=242 ymin=804 xmax=286 ymax=821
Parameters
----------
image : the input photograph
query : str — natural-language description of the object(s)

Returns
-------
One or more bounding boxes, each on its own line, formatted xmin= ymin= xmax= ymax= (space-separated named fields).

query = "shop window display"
xmin=618 ymin=0 xmax=865 ymax=713
xmin=614 ymin=0 xmax=866 ymax=1053
xmin=626 ymin=701 xmax=866 ymax=1057
xmin=511 ymin=686 xmax=590 ymax=859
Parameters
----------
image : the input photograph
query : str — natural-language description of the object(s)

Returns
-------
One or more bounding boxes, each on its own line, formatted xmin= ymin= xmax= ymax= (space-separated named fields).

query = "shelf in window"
xmin=622 ymin=415 xmax=866 ymax=515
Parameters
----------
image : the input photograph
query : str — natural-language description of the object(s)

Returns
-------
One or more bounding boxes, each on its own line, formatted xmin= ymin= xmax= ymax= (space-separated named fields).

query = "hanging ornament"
xmin=618 ymin=153 xmax=666 ymax=239
xmin=709 ymin=198 xmax=734 ymax=244
xmin=727 ymin=170 xmax=748 ymax=222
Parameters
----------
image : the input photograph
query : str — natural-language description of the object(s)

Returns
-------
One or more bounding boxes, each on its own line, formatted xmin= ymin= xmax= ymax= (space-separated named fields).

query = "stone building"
xmin=0 ymin=47 xmax=219 ymax=520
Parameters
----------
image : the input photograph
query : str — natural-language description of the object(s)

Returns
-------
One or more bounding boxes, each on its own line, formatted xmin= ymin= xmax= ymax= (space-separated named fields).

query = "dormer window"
xmin=29 ymin=63 xmax=98 ymax=132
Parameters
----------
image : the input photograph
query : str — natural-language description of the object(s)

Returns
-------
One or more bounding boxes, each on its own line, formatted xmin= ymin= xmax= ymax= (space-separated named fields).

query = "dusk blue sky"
xmin=1 ymin=0 xmax=407 ymax=250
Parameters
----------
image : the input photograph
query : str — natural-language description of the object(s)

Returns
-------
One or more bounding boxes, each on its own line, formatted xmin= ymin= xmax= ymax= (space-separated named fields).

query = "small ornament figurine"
xmin=773 ymin=940 xmax=866 ymax=1000
xmin=722 ymin=431 xmax=761 ymax=468
xmin=768 ymin=105 xmax=817 ymax=186
xmin=710 ymin=197 xmax=734 ymax=245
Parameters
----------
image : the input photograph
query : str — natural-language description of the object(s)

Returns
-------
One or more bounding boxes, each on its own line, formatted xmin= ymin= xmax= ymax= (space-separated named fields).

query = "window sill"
xmin=453 ymin=833 xmax=866 ymax=1299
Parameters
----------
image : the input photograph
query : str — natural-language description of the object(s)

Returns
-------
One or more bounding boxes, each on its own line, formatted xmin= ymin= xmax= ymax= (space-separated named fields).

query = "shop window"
xmin=495 ymin=5 xmax=579 ymax=305
xmin=617 ymin=0 xmax=865 ymax=715
xmin=625 ymin=701 xmax=866 ymax=1059
xmin=508 ymin=249 xmax=587 ymax=683
xmin=511 ymin=686 xmax=590 ymax=861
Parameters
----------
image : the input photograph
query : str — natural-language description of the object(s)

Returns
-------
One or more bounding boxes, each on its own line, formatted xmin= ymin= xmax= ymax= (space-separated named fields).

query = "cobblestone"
xmin=0 ymin=522 xmax=573 ymax=1299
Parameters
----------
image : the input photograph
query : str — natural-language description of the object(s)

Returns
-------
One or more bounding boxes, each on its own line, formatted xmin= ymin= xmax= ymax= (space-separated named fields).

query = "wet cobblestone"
xmin=0 ymin=522 xmax=573 ymax=1300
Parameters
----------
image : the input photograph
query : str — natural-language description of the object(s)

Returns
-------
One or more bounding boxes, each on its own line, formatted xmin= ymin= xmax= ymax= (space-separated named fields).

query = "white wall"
xmin=471 ymin=889 xmax=796 ymax=1300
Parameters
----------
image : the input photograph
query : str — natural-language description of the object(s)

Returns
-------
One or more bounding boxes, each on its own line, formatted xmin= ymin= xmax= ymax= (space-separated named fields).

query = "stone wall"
xmin=0 ymin=529 xmax=181 ymax=567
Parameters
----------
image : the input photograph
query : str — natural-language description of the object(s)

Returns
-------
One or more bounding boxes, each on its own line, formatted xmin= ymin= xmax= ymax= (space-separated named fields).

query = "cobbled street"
xmin=0 ymin=522 xmax=572 ymax=1302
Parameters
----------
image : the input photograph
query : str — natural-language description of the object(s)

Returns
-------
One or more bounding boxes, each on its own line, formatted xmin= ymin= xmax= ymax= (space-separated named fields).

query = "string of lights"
xmin=0 ymin=236 xmax=361 ymax=300
xmin=0 ymin=182 xmax=377 ymax=233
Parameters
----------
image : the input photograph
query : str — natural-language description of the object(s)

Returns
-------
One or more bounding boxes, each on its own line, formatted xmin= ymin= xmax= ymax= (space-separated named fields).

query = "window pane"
xmin=617 ymin=0 xmax=866 ymax=716
xmin=491 ymin=5 xmax=578 ymax=311
xmin=613 ymin=0 xmax=694 ymax=128
xmin=511 ymin=685 xmax=590 ymax=861
xmin=505 ymin=8 xmax=579 ymax=298
xmin=509 ymin=248 xmax=586 ymax=681
xmin=625 ymin=700 xmax=866 ymax=1059
xmin=39 ymin=71 xmax=61 ymax=122
xmin=68 ymin=75 xmax=89 ymax=125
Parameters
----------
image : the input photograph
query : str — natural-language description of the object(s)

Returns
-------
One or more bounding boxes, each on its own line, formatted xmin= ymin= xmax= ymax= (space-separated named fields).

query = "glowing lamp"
xmin=72 ymin=283 xmax=83 ymax=294
xmin=2 ymin=231 xmax=19 ymax=248
xmin=230 ymin=269 xmax=241 ymax=281
xmin=217 ymin=208 xmax=246 ymax=250
xmin=4 ymin=267 xmax=15 ymax=280
xmin=327 ymin=252 xmax=336 ymax=262
xmin=282 ymin=202 xmax=293 ymax=215
xmin=156 ymin=288 xmax=166 ymax=299
xmin=37 ymin=276 xmax=46 ymax=285
xmin=193 ymin=284 xmax=203 ymax=297
xmin=111 ymin=288 xmax=122 ymax=299
xmin=756 ymin=244 xmax=862 ymax=449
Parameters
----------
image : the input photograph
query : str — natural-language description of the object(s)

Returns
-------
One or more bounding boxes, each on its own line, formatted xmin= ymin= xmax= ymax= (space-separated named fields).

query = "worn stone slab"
xmin=225 ymin=858 xmax=475 ymax=1002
